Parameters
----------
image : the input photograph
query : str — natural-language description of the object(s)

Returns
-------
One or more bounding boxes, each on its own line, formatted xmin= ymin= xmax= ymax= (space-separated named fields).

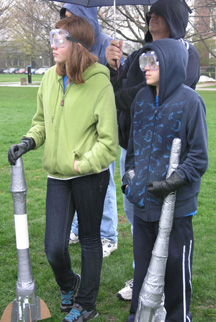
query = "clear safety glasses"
xmin=49 ymin=28 xmax=89 ymax=50
xmin=49 ymin=29 xmax=72 ymax=48
xmin=139 ymin=51 xmax=159 ymax=71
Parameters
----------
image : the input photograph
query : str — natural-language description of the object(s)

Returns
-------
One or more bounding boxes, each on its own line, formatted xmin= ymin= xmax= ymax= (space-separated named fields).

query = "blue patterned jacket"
xmin=123 ymin=39 xmax=208 ymax=222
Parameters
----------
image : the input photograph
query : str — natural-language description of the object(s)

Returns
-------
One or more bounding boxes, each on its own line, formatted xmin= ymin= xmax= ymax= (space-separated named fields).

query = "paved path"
xmin=196 ymin=82 xmax=216 ymax=91
xmin=0 ymin=81 xmax=39 ymax=87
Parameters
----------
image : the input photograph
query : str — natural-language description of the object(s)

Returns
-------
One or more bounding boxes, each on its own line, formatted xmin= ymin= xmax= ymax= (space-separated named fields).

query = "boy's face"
xmin=145 ymin=66 xmax=159 ymax=89
xmin=139 ymin=51 xmax=160 ymax=93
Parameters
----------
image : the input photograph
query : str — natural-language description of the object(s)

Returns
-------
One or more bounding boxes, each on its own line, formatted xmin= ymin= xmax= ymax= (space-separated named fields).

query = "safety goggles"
xmin=50 ymin=29 xmax=72 ymax=48
xmin=49 ymin=29 xmax=88 ymax=49
xmin=139 ymin=51 xmax=159 ymax=71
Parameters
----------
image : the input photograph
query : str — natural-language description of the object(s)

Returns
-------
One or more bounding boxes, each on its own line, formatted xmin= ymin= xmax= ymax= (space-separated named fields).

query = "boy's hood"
xmin=60 ymin=4 xmax=101 ymax=38
xmin=143 ymin=38 xmax=188 ymax=105
xmin=145 ymin=0 xmax=191 ymax=42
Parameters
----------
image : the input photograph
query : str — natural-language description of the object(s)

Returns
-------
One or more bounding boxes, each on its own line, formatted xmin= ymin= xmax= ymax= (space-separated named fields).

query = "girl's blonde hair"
xmin=55 ymin=16 xmax=98 ymax=84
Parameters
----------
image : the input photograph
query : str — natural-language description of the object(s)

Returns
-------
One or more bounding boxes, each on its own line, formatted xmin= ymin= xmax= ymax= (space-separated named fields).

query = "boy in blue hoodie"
xmin=106 ymin=0 xmax=201 ymax=300
xmin=122 ymin=38 xmax=208 ymax=322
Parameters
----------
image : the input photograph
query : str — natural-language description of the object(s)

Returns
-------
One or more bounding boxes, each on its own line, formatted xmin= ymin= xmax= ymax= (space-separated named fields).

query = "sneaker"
xmin=69 ymin=232 xmax=79 ymax=244
xmin=102 ymin=238 xmax=118 ymax=258
xmin=117 ymin=279 xmax=133 ymax=301
xmin=60 ymin=274 xmax=81 ymax=312
xmin=62 ymin=303 xmax=98 ymax=322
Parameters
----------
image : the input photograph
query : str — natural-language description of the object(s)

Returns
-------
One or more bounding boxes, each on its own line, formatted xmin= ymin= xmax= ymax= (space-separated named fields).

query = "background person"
xmin=105 ymin=0 xmax=200 ymax=301
xmin=122 ymin=38 xmax=208 ymax=322
xmin=8 ymin=16 xmax=118 ymax=322
xmin=60 ymin=3 xmax=123 ymax=257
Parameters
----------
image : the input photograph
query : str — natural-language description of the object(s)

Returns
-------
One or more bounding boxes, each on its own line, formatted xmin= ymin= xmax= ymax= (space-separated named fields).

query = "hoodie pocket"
xmin=125 ymin=176 xmax=146 ymax=209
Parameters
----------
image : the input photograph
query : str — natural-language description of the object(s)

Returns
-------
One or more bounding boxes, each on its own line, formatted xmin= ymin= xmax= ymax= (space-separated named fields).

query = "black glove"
xmin=8 ymin=137 xmax=36 ymax=165
xmin=148 ymin=172 xmax=185 ymax=199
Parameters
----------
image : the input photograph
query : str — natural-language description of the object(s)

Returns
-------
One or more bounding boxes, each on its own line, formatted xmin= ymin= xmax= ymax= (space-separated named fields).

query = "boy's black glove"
xmin=148 ymin=172 xmax=185 ymax=199
xmin=8 ymin=137 xmax=36 ymax=165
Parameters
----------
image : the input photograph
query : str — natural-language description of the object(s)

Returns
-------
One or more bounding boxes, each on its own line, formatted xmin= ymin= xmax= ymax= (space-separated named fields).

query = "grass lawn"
xmin=0 ymin=87 xmax=215 ymax=321
xmin=0 ymin=74 xmax=43 ymax=83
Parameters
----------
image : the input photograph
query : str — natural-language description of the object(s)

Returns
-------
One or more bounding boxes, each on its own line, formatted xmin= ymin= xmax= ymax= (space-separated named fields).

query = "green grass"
xmin=0 ymin=87 xmax=216 ymax=321
xmin=0 ymin=74 xmax=43 ymax=83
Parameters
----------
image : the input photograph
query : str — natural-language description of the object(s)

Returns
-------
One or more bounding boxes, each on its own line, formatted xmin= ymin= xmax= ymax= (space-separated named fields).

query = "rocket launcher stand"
xmin=1 ymin=157 xmax=51 ymax=322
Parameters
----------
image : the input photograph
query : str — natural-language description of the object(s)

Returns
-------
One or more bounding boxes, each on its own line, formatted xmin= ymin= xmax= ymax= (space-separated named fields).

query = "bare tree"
xmin=189 ymin=0 xmax=216 ymax=62
xmin=1 ymin=0 xmax=215 ymax=68
xmin=8 ymin=0 xmax=62 ymax=67
xmin=97 ymin=2 xmax=216 ymax=62
xmin=0 ymin=0 xmax=15 ymax=31
xmin=98 ymin=5 xmax=149 ymax=55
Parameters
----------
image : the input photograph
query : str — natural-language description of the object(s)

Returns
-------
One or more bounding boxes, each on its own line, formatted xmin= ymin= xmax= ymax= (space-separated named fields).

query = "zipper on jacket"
xmin=61 ymin=93 xmax=65 ymax=107
xmin=60 ymin=79 xmax=71 ymax=107
xmin=145 ymin=105 xmax=158 ymax=221
xmin=52 ymin=78 xmax=72 ymax=169
xmin=52 ymin=84 xmax=61 ymax=123
xmin=52 ymin=80 xmax=66 ymax=171
xmin=60 ymin=80 xmax=65 ymax=106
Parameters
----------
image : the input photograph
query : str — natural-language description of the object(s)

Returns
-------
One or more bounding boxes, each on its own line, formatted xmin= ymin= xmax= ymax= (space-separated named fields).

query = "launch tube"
xmin=10 ymin=158 xmax=37 ymax=322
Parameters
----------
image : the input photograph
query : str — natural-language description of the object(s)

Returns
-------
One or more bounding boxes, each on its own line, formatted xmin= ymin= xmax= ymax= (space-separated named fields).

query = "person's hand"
xmin=148 ymin=172 xmax=185 ymax=199
xmin=105 ymin=40 xmax=123 ymax=70
xmin=73 ymin=160 xmax=80 ymax=174
xmin=8 ymin=137 xmax=35 ymax=165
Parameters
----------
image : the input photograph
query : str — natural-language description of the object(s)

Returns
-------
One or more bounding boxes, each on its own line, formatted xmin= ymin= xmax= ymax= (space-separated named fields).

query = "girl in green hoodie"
xmin=8 ymin=16 xmax=118 ymax=322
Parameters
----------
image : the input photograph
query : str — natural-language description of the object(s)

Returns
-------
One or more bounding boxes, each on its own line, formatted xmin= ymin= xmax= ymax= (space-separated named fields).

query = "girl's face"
xmin=52 ymin=44 xmax=70 ymax=64
xmin=50 ymin=29 xmax=71 ymax=64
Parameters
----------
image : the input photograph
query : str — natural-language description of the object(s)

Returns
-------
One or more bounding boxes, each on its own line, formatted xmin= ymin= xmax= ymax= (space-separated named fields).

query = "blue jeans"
xmin=44 ymin=171 xmax=109 ymax=311
xmin=72 ymin=162 xmax=118 ymax=243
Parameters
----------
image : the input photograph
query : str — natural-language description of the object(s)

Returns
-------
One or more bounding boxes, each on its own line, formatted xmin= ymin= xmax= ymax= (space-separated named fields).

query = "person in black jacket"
xmin=122 ymin=38 xmax=208 ymax=322
xmin=105 ymin=0 xmax=200 ymax=301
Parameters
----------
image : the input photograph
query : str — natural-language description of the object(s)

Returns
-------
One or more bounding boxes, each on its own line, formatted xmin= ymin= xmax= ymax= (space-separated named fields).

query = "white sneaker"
xmin=69 ymin=231 xmax=79 ymax=244
xmin=117 ymin=279 xmax=133 ymax=301
xmin=102 ymin=238 xmax=118 ymax=258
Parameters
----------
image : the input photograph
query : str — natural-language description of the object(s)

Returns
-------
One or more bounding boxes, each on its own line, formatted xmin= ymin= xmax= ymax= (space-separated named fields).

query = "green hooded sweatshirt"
xmin=25 ymin=63 xmax=118 ymax=179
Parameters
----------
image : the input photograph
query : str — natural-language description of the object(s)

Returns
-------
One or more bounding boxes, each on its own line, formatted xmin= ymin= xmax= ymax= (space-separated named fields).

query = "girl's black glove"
xmin=8 ymin=137 xmax=35 ymax=165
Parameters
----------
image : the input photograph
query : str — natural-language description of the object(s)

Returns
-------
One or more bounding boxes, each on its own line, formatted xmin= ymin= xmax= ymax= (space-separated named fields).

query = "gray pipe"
xmin=134 ymin=138 xmax=181 ymax=322
xmin=10 ymin=157 xmax=38 ymax=322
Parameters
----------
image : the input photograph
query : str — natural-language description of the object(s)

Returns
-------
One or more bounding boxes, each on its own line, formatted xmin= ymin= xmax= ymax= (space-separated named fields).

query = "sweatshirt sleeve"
xmin=184 ymin=44 xmax=200 ymax=90
xmin=176 ymin=95 xmax=208 ymax=182
xmin=24 ymin=82 xmax=46 ymax=148
xmin=109 ymin=52 xmax=146 ymax=113
xmin=76 ymin=83 xmax=119 ymax=174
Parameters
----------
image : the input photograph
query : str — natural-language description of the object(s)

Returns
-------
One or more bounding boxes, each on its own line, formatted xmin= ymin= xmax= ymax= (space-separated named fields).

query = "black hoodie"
xmin=109 ymin=0 xmax=200 ymax=150
xmin=145 ymin=0 xmax=190 ymax=42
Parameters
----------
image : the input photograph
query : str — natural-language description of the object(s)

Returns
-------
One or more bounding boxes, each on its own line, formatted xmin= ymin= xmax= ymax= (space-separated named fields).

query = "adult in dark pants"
xmin=105 ymin=0 xmax=200 ymax=302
